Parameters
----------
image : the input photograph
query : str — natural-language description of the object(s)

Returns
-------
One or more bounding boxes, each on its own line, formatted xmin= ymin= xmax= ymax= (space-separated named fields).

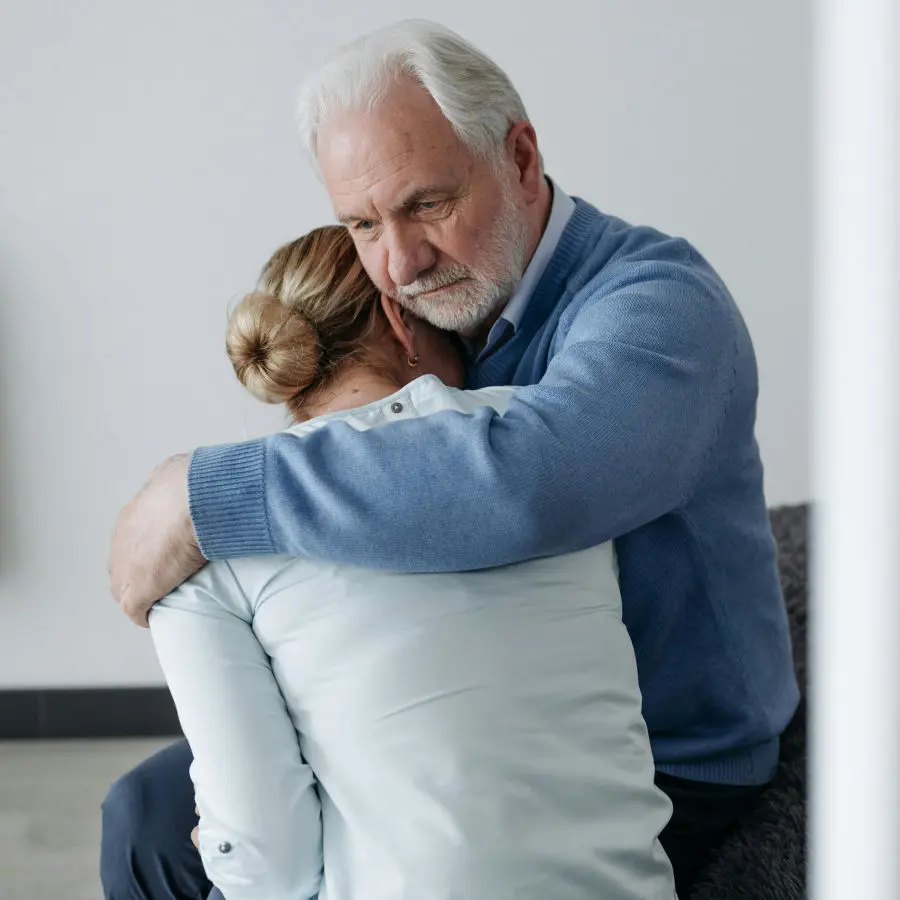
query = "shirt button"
xmin=218 ymin=842 xmax=232 ymax=854
xmin=390 ymin=402 xmax=404 ymax=414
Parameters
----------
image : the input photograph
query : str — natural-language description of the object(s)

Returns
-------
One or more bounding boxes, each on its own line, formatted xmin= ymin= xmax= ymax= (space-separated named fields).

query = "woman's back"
xmin=238 ymin=545 xmax=673 ymax=900
xmin=154 ymin=377 xmax=675 ymax=900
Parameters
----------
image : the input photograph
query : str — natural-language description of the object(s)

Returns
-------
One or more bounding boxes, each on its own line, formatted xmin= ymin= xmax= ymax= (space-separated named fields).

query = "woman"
xmin=150 ymin=226 xmax=676 ymax=900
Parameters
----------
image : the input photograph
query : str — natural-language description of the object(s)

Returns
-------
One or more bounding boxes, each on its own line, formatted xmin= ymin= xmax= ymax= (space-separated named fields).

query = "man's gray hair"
xmin=297 ymin=19 xmax=532 ymax=171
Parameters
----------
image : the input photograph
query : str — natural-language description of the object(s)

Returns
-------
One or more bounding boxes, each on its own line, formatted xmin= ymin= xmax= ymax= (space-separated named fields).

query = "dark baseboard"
xmin=0 ymin=687 xmax=182 ymax=739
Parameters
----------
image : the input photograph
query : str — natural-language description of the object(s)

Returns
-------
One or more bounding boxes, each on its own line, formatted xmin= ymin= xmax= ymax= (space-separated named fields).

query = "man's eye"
xmin=417 ymin=201 xmax=440 ymax=212
xmin=356 ymin=220 xmax=375 ymax=232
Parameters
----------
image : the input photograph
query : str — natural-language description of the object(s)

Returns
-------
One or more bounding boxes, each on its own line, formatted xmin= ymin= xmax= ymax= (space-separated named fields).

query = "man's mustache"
xmin=396 ymin=265 xmax=472 ymax=298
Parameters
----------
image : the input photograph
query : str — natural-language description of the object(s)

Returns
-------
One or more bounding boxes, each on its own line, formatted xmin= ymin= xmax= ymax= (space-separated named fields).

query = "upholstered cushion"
xmin=688 ymin=505 xmax=808 ymax=900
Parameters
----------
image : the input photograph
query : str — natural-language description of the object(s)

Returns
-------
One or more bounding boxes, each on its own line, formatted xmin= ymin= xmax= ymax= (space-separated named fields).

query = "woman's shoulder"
xmin=282 ymin=376 xmax=519 ymax=438
xmin=403 ymin=376 xmax=518 ymax=418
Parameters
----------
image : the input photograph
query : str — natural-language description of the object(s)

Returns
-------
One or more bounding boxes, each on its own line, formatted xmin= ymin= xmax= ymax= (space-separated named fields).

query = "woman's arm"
xmin=149 ymin=561 xmax=321 ymax=900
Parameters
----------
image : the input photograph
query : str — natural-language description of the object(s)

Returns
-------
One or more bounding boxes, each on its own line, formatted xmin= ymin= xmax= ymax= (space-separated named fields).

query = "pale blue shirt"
xmin=153 ymin=378 xmax=675 ymax=900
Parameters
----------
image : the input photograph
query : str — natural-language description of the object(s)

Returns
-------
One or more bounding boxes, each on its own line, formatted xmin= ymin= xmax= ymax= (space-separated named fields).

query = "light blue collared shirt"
xmin=478 ymin=179 xmax=576 ymax=359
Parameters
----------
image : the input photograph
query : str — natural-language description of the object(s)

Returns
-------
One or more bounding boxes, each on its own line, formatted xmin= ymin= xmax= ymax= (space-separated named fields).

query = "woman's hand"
xmin=192 ymin=804 xmax=200 ymax=850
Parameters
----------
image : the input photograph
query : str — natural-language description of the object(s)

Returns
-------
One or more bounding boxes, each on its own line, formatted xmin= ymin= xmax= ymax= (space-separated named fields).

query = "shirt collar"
xmin=486 ymin=178 xmax=576 ymax=345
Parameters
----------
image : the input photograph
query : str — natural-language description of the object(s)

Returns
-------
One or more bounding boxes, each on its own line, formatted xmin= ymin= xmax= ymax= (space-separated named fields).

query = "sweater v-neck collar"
xmin=470 ymin=200 xmax=603 ymax=386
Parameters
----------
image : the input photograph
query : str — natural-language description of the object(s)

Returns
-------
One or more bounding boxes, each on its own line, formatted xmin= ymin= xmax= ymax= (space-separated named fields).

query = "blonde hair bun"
xmin=226 ymin=290 xmax=320 ymax=404
xmin=225 ymin=226 xmax=383 ymax=418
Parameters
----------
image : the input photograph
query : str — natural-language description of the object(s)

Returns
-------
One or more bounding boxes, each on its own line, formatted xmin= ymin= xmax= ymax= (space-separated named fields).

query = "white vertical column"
xmin=812 ymin=1 xmax=900 ymax=899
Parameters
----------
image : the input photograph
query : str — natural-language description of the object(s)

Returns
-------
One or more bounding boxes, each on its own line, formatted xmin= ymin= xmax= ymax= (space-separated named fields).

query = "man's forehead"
xmin=322 ymin=136 xmax=419 ymax=200
xmin=322 ymin=132 xmax=469 ymax=220
xmin=318 ymin=84 xmax=470 ymax=211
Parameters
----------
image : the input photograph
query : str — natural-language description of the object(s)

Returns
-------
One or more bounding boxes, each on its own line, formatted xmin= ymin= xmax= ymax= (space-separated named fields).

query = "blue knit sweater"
xmin=189 ymin=198 xmax=799 ymax=786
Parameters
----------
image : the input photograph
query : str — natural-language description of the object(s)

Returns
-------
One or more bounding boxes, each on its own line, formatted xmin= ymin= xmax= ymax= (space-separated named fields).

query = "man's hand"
xmin=109 ymin=453 xmax=207 ymax=627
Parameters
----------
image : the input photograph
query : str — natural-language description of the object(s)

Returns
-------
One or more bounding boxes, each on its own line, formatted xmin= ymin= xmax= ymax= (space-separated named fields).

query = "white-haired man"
xmin=105 ymin=19 xmax=799 ymax=899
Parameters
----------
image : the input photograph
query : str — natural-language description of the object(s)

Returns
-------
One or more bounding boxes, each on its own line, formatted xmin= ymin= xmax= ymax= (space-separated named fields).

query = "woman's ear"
xmin=380 ymin=294 xmax=417 ymax=360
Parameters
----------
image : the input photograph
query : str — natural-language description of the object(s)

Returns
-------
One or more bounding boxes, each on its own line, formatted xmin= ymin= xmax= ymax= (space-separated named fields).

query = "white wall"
xmin=0 ymin=0 xmax=811 ymax=687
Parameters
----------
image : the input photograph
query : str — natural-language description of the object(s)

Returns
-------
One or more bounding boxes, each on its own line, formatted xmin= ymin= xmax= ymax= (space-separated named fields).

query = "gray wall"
xmin=0 ymin=0 xmax=811 ymax=687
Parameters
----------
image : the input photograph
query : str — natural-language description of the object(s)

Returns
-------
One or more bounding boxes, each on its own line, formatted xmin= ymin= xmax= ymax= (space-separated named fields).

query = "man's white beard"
xmin=395 ymin=188 xmax=529 ymax=334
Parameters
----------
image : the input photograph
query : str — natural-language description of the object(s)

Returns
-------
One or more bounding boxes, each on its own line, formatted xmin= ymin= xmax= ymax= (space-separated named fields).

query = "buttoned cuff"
xmin=198 ymin=825 xmax=321 ymax=900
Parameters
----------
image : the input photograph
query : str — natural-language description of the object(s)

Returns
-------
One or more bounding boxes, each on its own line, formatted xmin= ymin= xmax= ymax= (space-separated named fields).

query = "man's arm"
xmin=191 ymin=269 xmax=738 ymax=571
xmin=149 ymin=562 xmax=321 ymax=900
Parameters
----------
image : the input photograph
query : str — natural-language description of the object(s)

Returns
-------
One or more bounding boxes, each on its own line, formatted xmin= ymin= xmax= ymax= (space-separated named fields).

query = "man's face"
xmin=317 ymin=77 xmax=528 ymax=335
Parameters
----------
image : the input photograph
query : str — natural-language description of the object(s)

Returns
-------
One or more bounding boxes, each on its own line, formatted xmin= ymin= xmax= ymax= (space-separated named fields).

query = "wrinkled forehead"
xmin=316 ymin=86 xmax=474 ymax=214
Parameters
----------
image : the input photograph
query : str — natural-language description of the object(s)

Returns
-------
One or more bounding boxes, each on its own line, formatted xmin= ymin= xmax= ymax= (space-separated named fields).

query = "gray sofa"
xmin=688 ymin=505 xmax=808 ymax=899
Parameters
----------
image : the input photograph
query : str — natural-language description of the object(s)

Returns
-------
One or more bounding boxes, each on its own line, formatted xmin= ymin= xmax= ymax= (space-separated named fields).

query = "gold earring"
xmin=408 ymin=354 xmax=419 ymax=368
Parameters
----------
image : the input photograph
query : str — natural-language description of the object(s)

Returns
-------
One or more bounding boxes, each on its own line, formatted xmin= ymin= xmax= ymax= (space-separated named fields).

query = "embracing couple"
xmin=104 ymin=19 xmax=799 ymax=900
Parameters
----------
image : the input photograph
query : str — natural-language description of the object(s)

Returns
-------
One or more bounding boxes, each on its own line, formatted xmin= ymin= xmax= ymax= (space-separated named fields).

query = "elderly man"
xmin=103 ymin=18 xmax=798 ymax=900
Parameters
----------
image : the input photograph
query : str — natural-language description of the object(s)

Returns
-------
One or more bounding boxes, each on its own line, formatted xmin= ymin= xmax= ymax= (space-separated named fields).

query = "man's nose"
xmin=386 ymin=223 xmax=437 ymax=287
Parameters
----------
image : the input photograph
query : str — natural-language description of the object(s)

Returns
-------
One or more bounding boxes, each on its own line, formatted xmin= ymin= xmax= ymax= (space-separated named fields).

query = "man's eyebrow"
xmin=397 ymin=186 xmax=454 ymax=208
xmin=335 ymin=187 xmax=456 ymax=225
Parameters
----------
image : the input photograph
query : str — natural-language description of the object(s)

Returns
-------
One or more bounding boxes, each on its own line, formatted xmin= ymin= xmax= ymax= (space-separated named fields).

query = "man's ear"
xmin=505 ymin=121 xmax=543 ymax=203
xmin=380 ymin=294 xmax=417 ymax=359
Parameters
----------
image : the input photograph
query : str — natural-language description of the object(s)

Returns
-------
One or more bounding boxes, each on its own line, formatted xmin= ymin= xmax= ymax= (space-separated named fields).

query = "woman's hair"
xmin=226 ymin=225 xmax=383 ymax=419
xmin=296 ymin=19 xmax=533 ymax=174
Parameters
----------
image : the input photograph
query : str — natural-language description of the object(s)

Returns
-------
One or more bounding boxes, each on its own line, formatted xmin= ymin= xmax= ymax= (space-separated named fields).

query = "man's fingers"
xmin=115 ymin=582 xmax=151 ymax=629
xmin=123 ymin=585 xmax=151 ymax=629
xmin=108 ymin=453 xmax=203 ymax=628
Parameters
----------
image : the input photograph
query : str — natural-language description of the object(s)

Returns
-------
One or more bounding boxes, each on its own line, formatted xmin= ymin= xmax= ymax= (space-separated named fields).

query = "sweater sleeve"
xmin=189 ymin=268 xmax=738 ymax=571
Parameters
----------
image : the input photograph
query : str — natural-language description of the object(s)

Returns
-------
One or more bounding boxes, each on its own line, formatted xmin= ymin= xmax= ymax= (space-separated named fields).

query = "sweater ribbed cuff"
xmin=188 ymin=439 xmax=275 ymax=560
xmin=655 ymin=735 xmax=781 ymax=786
